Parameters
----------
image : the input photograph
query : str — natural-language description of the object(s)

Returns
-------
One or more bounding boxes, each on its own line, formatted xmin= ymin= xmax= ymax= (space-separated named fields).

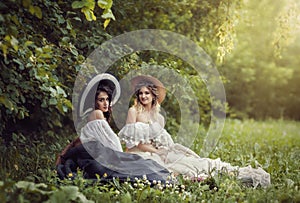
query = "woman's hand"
xmin=137 ymin=143 xmax=157 ymax=153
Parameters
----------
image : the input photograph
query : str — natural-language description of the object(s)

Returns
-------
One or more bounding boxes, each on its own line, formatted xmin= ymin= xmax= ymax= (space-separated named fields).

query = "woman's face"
xmin=138 ymin=86 xmax=154 ymax=106
xmin=96 ymin=91 xmax=110 ymax=112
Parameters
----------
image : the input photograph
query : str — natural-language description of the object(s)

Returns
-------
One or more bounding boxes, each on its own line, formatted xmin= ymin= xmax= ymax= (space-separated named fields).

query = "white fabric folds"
xmin=118 ymin=121 xmax=271 ymax=188
xmin=118 ymin=122 xmax=174 ymax=149
xmin=80 ymin=119 xmax=123 ymax=152
xmin=78 ymin=119 xmax=171 ymax=178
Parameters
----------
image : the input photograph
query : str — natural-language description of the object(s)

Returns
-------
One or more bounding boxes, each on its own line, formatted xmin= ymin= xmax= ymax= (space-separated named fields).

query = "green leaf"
xmin=66 ymin=20 xmax=72 ymax=30
xmin=24 ymin=40 xmax=34 ymax=47
xmin=73 ymin=16 xmax=82 ymax=21
xmin=15 ymin=181 xmax=49 ymax=194
xmin=70 ymin=47 xmax=79 ymax=56
xmin=62 ymin=105 xmax=68 ymax=113
xmin=72 ymin=1 xmax=86 ymax=9
xmin=22 ymin=0 xmax=31 ymax=8
xmin=55 ymin=14 xmax=65 ymax=24
xmin=0 ymin=44 xmax=8 ymax=58
xmin=34 ymin=6 xmax=42 ymax=19
xmin=16 ymin=181 xmax=33 ymax=189
xmin=56 ymin=86 xmax=67 ymax=97
xmin=18 ymin=111 xmax=24 ymax=119
xmin=97 ymin=0 xmax=108 ymax=9
xmin=101 ymin=9 xmax=115 ymax=20
xmin=102 ymin=0 xmax=113 ymax=9
xmin=0 ymin=95 xmax=14 ymax=110
xmin=84 ymin=0 xmax=96 ymax=10
xmin=103 ymin=18 xmax=110 ymax=29
xmin=10 ymin=36 xmax=19 ymax=51
xmin=46 ymin=186 xmax=79 ymax=202
xmin=13 ymin=58 xmax=24 ymax=70
xmin=120 ymin=192 xmax=132 ymax=203
xmin=11 ymin=15 xmax=20 ymax=26
xmin=49 ymin=98 xmax=57 ymax=105
xmin=29 ymin=5 xmax=35 ymax=15
xmin=41 ymin=99 xmax=48 ymax=108
xmin=81 ymin=7 xmax=96 ymax=21
xmin=61 ymin=37 xmax=70 ymax=43
xmin=39 ymin=53 xmax=52 ymax=59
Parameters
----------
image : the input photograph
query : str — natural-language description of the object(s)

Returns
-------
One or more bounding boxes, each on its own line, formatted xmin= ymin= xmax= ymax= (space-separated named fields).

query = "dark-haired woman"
xmin=88 ymin=87 xmax=112 ymax=122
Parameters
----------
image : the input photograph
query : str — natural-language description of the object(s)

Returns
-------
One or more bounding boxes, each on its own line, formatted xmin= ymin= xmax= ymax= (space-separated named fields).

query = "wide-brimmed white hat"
xmin=79 ymin=73 xmax=120 ymax=118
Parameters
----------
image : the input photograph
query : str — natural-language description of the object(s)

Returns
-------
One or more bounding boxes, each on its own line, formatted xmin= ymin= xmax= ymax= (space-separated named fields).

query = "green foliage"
xmin=0 ymin=0 xmax=112 ymax=143
xmin=71 ymin=0 xmax=115 ymax=27
xmin=109 ymin=0 xmax=243 ymax=62
xmin=221 ymin=0 xmax=300 ymax=120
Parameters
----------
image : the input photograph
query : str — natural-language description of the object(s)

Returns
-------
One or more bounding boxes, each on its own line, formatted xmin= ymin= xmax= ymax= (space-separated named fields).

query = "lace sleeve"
xmin=118 ymin=123 xmax=155 ymax=149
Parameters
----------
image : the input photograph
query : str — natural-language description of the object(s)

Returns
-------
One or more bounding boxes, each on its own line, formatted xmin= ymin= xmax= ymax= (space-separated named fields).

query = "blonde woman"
xmin=119 ymin=75 xmax=271 ymax=188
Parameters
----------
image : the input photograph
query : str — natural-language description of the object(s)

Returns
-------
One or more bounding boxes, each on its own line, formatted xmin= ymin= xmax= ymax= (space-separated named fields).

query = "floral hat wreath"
xmin=131 ymin=75 xmax=166 ymax=104
xmin=79 ymin=73 xmax=121 ymax=118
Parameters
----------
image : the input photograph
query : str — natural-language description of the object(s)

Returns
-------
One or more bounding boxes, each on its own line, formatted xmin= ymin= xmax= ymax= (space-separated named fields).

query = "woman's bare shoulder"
xmin=89 ymin=109 xmax=105 ymax=121
xmin=126 ymin=106 xmax=138 ymax=123
xmin=128 ymin=106 xmax=137 ymax=114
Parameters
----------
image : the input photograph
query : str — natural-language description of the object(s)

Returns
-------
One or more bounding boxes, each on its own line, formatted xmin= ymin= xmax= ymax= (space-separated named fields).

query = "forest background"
xmin=0 ymin=0 xmax=299 ymax=202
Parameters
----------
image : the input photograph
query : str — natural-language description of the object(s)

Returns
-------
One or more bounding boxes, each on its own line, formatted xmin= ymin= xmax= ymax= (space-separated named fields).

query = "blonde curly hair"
xmin=133 ymin=82 xmax=161 ymax=116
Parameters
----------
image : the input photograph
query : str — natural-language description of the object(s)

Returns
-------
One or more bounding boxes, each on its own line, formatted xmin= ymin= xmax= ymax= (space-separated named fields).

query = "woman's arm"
xmin=126 ymin=107 xmax=137 ymax=124
xmin=125 ymin=107 xmax=157 ymax=152
xmin=137 ymin=143 xmax=159 ymax=153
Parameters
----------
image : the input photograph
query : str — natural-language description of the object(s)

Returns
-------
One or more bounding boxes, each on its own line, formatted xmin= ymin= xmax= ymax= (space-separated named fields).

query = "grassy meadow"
xmin=0 ymin=119 xmax=299 ymax=202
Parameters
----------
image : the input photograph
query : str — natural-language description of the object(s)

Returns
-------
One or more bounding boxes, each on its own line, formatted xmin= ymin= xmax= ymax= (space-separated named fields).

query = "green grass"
xmin=209 ymin=119 xmax=300 ymax=202
xmin=1 ymin=119 xmax=299 ymax=202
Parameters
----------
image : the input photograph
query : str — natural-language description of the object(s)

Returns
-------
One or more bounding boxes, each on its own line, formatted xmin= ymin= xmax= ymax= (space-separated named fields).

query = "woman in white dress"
xmin=118 ymin=75 xmax=271 ymax=188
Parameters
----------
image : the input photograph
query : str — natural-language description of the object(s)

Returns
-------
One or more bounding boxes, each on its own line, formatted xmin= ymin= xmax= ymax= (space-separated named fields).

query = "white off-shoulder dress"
xmin=118 ymin=122 xmax=271 ymax=188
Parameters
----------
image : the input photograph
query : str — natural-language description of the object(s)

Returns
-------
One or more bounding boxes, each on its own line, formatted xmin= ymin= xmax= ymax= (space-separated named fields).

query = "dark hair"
xmin=95 ymin=86 xmax=113 ymax=122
